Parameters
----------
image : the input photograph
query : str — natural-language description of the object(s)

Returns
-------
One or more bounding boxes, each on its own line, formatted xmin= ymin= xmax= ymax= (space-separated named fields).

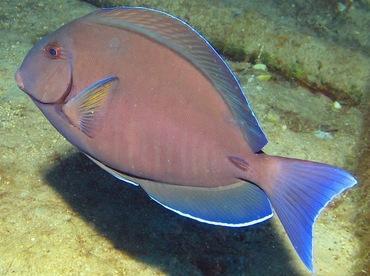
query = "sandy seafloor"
xmin=0 ymin=0 xmax=367 ymax=275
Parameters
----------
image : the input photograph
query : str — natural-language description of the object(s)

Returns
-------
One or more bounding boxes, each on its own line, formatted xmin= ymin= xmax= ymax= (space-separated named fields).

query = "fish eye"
xmin=44 ymin=43 xmax=61 ymax=59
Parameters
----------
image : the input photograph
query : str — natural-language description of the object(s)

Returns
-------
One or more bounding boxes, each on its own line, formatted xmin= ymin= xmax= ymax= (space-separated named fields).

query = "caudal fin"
xmin=265 ymin=157 xmax=357 ymax=273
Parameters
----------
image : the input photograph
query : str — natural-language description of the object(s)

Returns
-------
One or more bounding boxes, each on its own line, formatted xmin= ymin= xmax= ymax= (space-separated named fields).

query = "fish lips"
xmin=15 ymin=69 xmax=26 ymax=92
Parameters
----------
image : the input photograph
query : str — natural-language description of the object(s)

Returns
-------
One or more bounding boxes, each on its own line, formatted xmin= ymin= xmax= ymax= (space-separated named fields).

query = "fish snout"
xmin=15 ymin=69 xmax=25 ymax=91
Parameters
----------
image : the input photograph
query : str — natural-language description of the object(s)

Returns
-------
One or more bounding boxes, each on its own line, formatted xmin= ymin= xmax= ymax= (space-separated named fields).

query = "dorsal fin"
xmin=90 ymin=7 xmax=268 ymax=152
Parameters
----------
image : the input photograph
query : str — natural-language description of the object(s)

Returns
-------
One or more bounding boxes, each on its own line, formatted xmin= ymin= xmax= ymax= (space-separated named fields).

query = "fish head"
xmin=15 ymin=29 xmax=73 ymax=104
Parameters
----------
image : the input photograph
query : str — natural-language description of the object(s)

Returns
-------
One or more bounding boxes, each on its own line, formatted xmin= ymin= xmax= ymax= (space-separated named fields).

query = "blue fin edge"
xmin=267 ymin=158 xmax=358 ymax=273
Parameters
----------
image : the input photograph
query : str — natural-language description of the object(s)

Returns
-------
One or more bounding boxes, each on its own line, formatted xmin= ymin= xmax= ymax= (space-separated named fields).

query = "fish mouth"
xmin=15 ymin=69 xmax=26 ymax=92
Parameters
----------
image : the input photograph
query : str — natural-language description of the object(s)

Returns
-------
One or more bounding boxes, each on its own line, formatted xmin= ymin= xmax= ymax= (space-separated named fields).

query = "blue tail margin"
xmin=266 ymin=157 xmax=358 ymax=273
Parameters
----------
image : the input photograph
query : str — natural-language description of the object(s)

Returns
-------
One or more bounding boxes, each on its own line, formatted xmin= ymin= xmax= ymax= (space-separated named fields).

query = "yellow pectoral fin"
xmin=62 ymin=76 xmax=119 ymax=137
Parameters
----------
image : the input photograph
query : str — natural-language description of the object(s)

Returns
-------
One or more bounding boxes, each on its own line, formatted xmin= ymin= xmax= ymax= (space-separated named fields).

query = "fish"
xmin=15 ymin=6 xmax=357 ymax=273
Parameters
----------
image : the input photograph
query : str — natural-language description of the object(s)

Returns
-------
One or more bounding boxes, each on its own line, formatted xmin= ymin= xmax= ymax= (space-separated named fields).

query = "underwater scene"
xmin=1 ymin=0 xmax=369 ymax=275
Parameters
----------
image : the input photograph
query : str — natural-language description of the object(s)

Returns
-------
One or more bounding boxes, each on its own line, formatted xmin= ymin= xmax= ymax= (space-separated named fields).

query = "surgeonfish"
xmin=15 ymin=7 xmax=358 ymax=272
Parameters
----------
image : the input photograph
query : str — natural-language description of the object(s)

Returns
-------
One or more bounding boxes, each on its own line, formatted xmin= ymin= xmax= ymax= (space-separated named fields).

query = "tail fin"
xmin=265 ymin=157 xmax=357 ymax=273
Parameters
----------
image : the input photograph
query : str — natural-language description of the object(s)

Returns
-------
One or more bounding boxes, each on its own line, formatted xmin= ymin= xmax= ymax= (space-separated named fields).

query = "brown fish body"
xmin=15 ymin=7 xmax=357 ymax=273
xmin=34 ymin=16 xmax=261 ymax=187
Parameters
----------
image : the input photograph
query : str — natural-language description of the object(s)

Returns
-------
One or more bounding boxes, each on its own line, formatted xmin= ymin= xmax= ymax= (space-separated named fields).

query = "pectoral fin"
xmin=62 ymin=76 xmax=119 ymax=137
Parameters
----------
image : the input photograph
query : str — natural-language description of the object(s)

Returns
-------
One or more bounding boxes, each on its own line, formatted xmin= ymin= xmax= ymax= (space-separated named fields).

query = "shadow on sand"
xmin=45 ymin=151 xmax=298 ymax=275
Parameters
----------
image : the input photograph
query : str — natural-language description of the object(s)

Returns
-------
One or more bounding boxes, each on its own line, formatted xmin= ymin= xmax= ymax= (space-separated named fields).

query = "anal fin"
xmin=85 ymin=153 xmax=273 ymax=227
xmin=139 ymin=180 xmax=273 ymax=227
xmin=85 ymin=153 xmax=139 ymax=186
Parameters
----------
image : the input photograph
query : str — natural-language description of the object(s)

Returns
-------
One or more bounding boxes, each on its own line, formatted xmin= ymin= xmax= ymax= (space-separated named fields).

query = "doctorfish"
xmin=15 ymin=7 xmax=357 ymax=272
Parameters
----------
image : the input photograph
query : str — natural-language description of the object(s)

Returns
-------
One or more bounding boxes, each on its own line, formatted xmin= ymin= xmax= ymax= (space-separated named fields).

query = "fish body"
xmin=15 ymin=7 xmax=357 ymax=272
